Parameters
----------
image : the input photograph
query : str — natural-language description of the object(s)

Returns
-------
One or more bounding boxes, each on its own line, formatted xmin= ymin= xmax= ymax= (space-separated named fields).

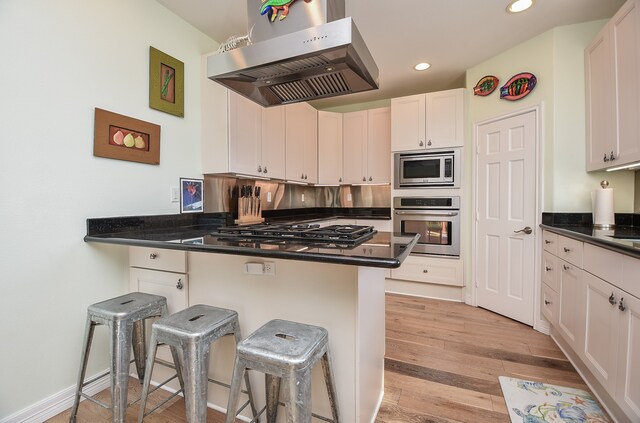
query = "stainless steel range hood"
xmin=207 ymin=0 xmax=378 ymax=107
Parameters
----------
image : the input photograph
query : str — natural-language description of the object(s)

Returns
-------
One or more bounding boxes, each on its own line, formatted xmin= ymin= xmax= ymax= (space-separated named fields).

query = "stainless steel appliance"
xmin=210 ymin=223 xmax=376 ymax=248
xmin=394 ymin=149 xmax=460 ymax=188
xmin=207 ymin=0 xmax=378 ymax=107
xmin=393 ymin=196 xmax=460 ymax=256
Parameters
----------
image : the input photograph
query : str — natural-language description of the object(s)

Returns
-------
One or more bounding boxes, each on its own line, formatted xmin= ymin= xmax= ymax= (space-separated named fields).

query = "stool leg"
xmin=110 ymin=319 xmax=133 ymax=423
xmin=224 ymin=356 xmax=247 ymax=423
xmin=182 ymin=341 xmax=210 ymax=423
xmin=137 ymin=329 xmax=159 ymax=423
xmin=321 ymin=352 xmax=340 ymax=423
xmin=132 ymin=319 xmax=146 ymax=381
xmin=233 ymin=325 xmax=258 ymax=420
xmin=265 ymin=374 xmax=282 ymax=423
xmin=284 ymin=369 xmax=312 ymax=423
xmin=69 ymin=316 xmax=96 ymax=423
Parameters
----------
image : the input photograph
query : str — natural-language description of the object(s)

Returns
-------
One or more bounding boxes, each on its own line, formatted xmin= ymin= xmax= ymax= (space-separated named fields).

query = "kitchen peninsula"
xmin=85 ymin=212 xmax=418 ymax=422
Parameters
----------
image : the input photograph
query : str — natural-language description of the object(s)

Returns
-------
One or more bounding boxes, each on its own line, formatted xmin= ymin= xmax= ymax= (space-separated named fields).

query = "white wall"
xmin=466 ymin=20 xmax=635 ymax=213
xmin=0 ymin=0 xmax=216 ymax=417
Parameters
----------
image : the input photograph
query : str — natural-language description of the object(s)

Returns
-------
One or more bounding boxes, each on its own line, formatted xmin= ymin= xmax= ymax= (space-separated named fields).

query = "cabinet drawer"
xmin=542 ymin=231 xmax=558 ymax=255
xmin=542 ymin=251 xmax=560 ymax=293
xmin=621 ymin=255 xmax=640 ymax=299
xmin=558 ymin=236 xmax=583 ymax=268
xmin=390 ymin=255 xmax=463 ymax=286
xmin=541 ymin=283 xmax=559 ymax=326
xmin=130 ymin=247 xmax=186 ymax=273
xmin=583 ymin=243 xmax=623 ymax=287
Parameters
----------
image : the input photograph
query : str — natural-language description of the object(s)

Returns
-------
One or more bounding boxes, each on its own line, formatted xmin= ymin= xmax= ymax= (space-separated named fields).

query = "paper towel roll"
xmin=592 ymin=188 xmax=615 ymax=228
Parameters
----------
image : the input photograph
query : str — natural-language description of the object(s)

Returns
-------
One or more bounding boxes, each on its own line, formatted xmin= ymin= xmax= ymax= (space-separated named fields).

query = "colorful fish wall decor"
xmin=500 ymin=72 xmax=537 ymax=101
xmin=473 ymin=75 xmax=500 ymax=96
xmin=261 ymin=0 xmax=312 ymax=22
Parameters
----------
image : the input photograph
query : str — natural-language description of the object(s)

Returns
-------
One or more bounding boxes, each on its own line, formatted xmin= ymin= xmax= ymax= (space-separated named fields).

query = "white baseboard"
xmin=0 ymin=370 xmax=109 ymax=423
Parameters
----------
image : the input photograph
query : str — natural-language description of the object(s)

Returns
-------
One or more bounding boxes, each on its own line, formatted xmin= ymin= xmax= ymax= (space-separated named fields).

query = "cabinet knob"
xmin=619 ymin=298 xmax=626 ymax=312
xmin=544 ymin=240 xmax=552 ymax=244
xmin=258 ymin=165 xmax=262 ymax=173
xmin=545 ymin=266 xmax=552 ymax=272
xmin=427 ymin=140 xmax=432 ymax=146
xmin=419 ymin=140 xmax=424 ymax=147
xmin=263 ymin=166 xmax=268 ymax=174
xmin=369 ymin=176 xmax=373 ymax=181
xmin=339 ymin=177 xmax=342 ymax=183
xmin=603 ymin=153 xmax=609 ymax=162
xmin=301 ymin=173 xmax=304 ymax=179
xmin=362 ymin=176 xmax=366 ymax=182
xmin=609 ymin=293 xmax=616 ymax=305
xmin=544 ymin=300 xmax=551 ymax=305
xmin=149 ymin=253 xmax=158 ymax=259
xmin=563 ymin=264 xmax=570 ymax=271
xmin=563 ymin=247 xmax=571 ymax=253
xmin=304 ymin=174 xmax=308 ymax=180
xmin=176 ymin=278 xmax=183 ymax=290
xmin=610 ymin=151 xmax=616 ymax=161
xmin=423 ymin=269 xmax=429 ymax=273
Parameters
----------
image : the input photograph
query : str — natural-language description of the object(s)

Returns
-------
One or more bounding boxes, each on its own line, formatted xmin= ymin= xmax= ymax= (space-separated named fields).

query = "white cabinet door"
xmin=367 ymin=107 xmax=391 ymax=184
xmin=391 ymin=93 xmax=425 ymax=152
xmin=318 ymin=111 xmax=343 ymax=185
xmin=611 ymin=0 xmax=640 ymax=167
xmin=616 ymin=291 xmax=640 ymax=421
xmin=229 ymin=92 xmax=262 ymax=176
xmin=261 ymin=105 xmax=286 ymax=179
xmin=583 ymin=272 xmax=620 ymax=393
xmin=129 ymin=267 xmax=188 ymax=315
xmin=558 ymin=260 xmax=585 ymax=355
xmin=286 ymin=102 xmax=317 ymax=183
xmin=343 ymin=111 xmax=367 ymax=184
xmin=390 ymin=255 xmax=463 ymax=286
xmin=425 ymin=88 xmax=464 ymax=148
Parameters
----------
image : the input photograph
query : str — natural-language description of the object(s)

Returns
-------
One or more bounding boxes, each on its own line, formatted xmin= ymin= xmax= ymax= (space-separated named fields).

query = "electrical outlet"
xmin=170 ymin=186 xmax=180 ymax=203
xmin=263 ymin=262 xmax=275 ymax=275
xmin=301 ymin=193 xmax=305 ymax=202
xmin=267 ymin=191 xmax=272 ymax=203
xmin=347 ymin=193 xmax=352 ymax=202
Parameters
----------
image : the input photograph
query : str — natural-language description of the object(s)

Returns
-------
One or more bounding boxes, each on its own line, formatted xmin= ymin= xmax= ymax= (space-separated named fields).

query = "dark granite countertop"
xmin=540 ymin=212 xmax=640 ymax=258
xmin=84 ymin=211 xmax=416 ymax=269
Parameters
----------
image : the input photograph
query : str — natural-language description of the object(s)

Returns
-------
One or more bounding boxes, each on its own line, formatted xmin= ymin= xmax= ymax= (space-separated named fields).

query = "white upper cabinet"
xmin=391 ymin=88 xmax=464 ymax=152
xmin=586 ymin=0 xmax=640 ymax=171
xmin=228 ymin=92 xmax=262 ymax=176
xmin=343 ymin=107 xmax=391 ymax=184
xmin=285 ymin=102 xmax=318 ymax=184
xmin=261 ymin=106 xmax=286 ymax=179
xmin=318 ymin=111 xmax=344 ymax=185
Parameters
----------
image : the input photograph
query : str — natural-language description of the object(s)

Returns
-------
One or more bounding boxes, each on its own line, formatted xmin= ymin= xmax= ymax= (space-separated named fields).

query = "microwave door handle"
xmin=394 ymin=210 xmax=459 ymax=217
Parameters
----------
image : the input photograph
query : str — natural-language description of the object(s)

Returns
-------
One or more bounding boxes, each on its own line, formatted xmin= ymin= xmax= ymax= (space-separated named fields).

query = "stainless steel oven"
xmin=394 ymin=148 xmax=460 ymax=188
xmin=393 ymin=196 xmax=460 ymax=256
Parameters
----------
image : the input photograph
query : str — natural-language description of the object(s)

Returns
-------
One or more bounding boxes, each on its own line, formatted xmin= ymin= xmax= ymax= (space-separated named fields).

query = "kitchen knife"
xmin=255 ymin=186 xmax=261 ymax=216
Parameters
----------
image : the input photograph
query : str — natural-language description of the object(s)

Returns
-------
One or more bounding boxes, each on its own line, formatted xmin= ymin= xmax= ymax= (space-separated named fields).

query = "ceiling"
xmin=156 ymin=0 xmax=624 ymax=109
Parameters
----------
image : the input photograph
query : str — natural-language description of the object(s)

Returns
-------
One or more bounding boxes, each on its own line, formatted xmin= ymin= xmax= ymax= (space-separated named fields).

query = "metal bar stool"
xmin=138 ymin=304 xmax=259 ymax=423
xmin=225 ymin=319 xmax=340 ymax=423
xmin=69 ymin=292 xmax=175 ymax=423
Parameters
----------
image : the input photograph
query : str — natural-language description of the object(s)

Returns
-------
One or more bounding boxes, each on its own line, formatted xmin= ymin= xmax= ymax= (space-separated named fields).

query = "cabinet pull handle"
xmin=369 ymin=176 xmax=373 ymax=181
xmin=427 ymin=140 xmax=432 ymax=146
xmin=610 ymin=151 xmax=615 ymax=161
xmin=423 ymin=269 xmax=429 ymax=273
xmin=563 ymin=247 xmax=571 ymax=253
xmin=176 ymin=279 xmax=183 ymax=290
xmin=339 ymin=177 xmax=342 ymax=183
xmin=563 ymin=264 xmax=570 ymax=271
xmin=149 ymin=253 xmax=158 ymax=259
xmin=362 ymin=176 xmax=366 ymax=182
xmin=609 ymin=293 xmax=616 ymax=305
xmin=263 ymin=166 xmax=268 ymax=174
xmin=258 ymin=165 xmax=262 ymax=173
xmin=544 ymin=300 xmax=551 ymax=305
xmin=419 ymin=140 xmax=424 ymax=147
xmin=301 ymin=173 xmax=304 ymax=179
xmin=545 ymin=240 xmax=552 ymax=244
xmin=619 ymin=298 xmax=626 ymax=312
xmin=604 ymin=153 xmax=609 ymax=162
xmin=545 ymin=266 xmax=552 ymax=272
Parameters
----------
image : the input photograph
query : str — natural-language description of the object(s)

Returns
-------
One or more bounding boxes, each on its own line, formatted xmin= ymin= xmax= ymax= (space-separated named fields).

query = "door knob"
xmin=513 ymin=226 xmax=532 ymax=235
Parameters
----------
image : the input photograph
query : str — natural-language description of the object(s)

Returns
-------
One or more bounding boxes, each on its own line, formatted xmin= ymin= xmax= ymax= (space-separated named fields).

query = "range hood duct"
xmin=207 ymin=0 xmax=378 ymax=107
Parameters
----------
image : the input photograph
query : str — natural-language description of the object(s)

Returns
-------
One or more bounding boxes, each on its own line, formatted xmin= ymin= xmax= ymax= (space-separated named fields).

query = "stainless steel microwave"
xmin=394 ymin=148 xmax=460 ymax=188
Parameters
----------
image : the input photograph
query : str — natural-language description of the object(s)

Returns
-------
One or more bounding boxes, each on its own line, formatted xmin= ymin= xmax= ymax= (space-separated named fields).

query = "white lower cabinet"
xmin=541 ymin=230 xmax=640 ymax=422
xmin=390 ymin=255 xmax=463 ymax=286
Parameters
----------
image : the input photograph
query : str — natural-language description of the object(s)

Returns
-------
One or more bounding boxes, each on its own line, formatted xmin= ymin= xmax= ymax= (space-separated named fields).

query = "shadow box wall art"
xmin=149 ymin=46 xmax=184 ymax=117
xmin=93 ymin=108 xmax=161 ymax=165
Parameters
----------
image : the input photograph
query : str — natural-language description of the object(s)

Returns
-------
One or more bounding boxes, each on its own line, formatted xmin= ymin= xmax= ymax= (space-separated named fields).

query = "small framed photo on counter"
xmin=180 ymin=178 xmax=204 ymax=213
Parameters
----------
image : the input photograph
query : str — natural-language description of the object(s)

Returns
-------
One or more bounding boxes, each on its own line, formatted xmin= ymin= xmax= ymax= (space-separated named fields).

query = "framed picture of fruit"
xmin=93 ymin=108 xmax=160 ymax=165
xmin=149 ymin=46 xmax=184 ymax=117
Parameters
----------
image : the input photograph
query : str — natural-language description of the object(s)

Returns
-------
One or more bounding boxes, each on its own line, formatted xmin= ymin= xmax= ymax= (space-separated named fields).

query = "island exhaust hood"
xmin=207 ymin=0 xmax=379 ymax=107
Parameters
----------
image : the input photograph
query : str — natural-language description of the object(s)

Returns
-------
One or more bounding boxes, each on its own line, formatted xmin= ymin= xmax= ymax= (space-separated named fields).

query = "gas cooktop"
xmin=210 ymin=223 xmax=377 ymax=247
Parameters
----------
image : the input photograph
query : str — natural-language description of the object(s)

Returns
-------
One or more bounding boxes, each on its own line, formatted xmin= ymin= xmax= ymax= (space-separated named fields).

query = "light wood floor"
xmin=47 ymin=294 xmax=597 ymax=423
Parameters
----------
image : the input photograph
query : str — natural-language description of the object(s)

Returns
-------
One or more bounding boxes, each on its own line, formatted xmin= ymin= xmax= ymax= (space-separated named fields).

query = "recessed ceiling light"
xmin=414 ymin=62 xmax=431 ymax=71
xmin=507 ymin=0 xmax=534 ymax=13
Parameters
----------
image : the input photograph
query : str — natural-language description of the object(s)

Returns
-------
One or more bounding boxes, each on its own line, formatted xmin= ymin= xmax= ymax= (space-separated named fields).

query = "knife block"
xmin=235 ymin=196 xmax=264 ymax=225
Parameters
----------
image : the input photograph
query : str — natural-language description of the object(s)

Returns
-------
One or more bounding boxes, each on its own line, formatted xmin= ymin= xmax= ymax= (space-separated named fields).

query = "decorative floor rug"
xmin=499 ymin=376 xmax=610 ymax=423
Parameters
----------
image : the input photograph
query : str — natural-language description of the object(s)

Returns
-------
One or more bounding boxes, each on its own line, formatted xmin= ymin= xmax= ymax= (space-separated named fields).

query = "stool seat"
xmin=225 ymin=319 xmax=339 ymax=423
xmin=69 ymin=292 xmax=169 ymax=423
xmin=138 ymin=304 xmax=257 ymax=423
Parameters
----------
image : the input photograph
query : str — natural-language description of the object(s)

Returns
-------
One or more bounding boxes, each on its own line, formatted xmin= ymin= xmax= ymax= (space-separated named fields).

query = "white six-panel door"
xmin=475 ymin=109 xmax=537 ymax=325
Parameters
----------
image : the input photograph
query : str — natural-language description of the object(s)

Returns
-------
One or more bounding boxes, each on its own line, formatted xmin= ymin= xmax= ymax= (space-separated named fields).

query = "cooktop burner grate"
xmin=211 ymin=223 xmax=376 ymax=246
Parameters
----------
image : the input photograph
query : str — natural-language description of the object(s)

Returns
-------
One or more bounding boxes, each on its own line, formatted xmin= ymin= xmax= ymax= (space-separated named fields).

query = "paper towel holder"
xmin=593 ymin=180 xmax=616 ymax=229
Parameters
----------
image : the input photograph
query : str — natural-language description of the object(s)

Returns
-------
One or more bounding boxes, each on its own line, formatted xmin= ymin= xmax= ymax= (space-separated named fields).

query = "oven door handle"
xmin=394 ymin=210 xmax=459 ymax=217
